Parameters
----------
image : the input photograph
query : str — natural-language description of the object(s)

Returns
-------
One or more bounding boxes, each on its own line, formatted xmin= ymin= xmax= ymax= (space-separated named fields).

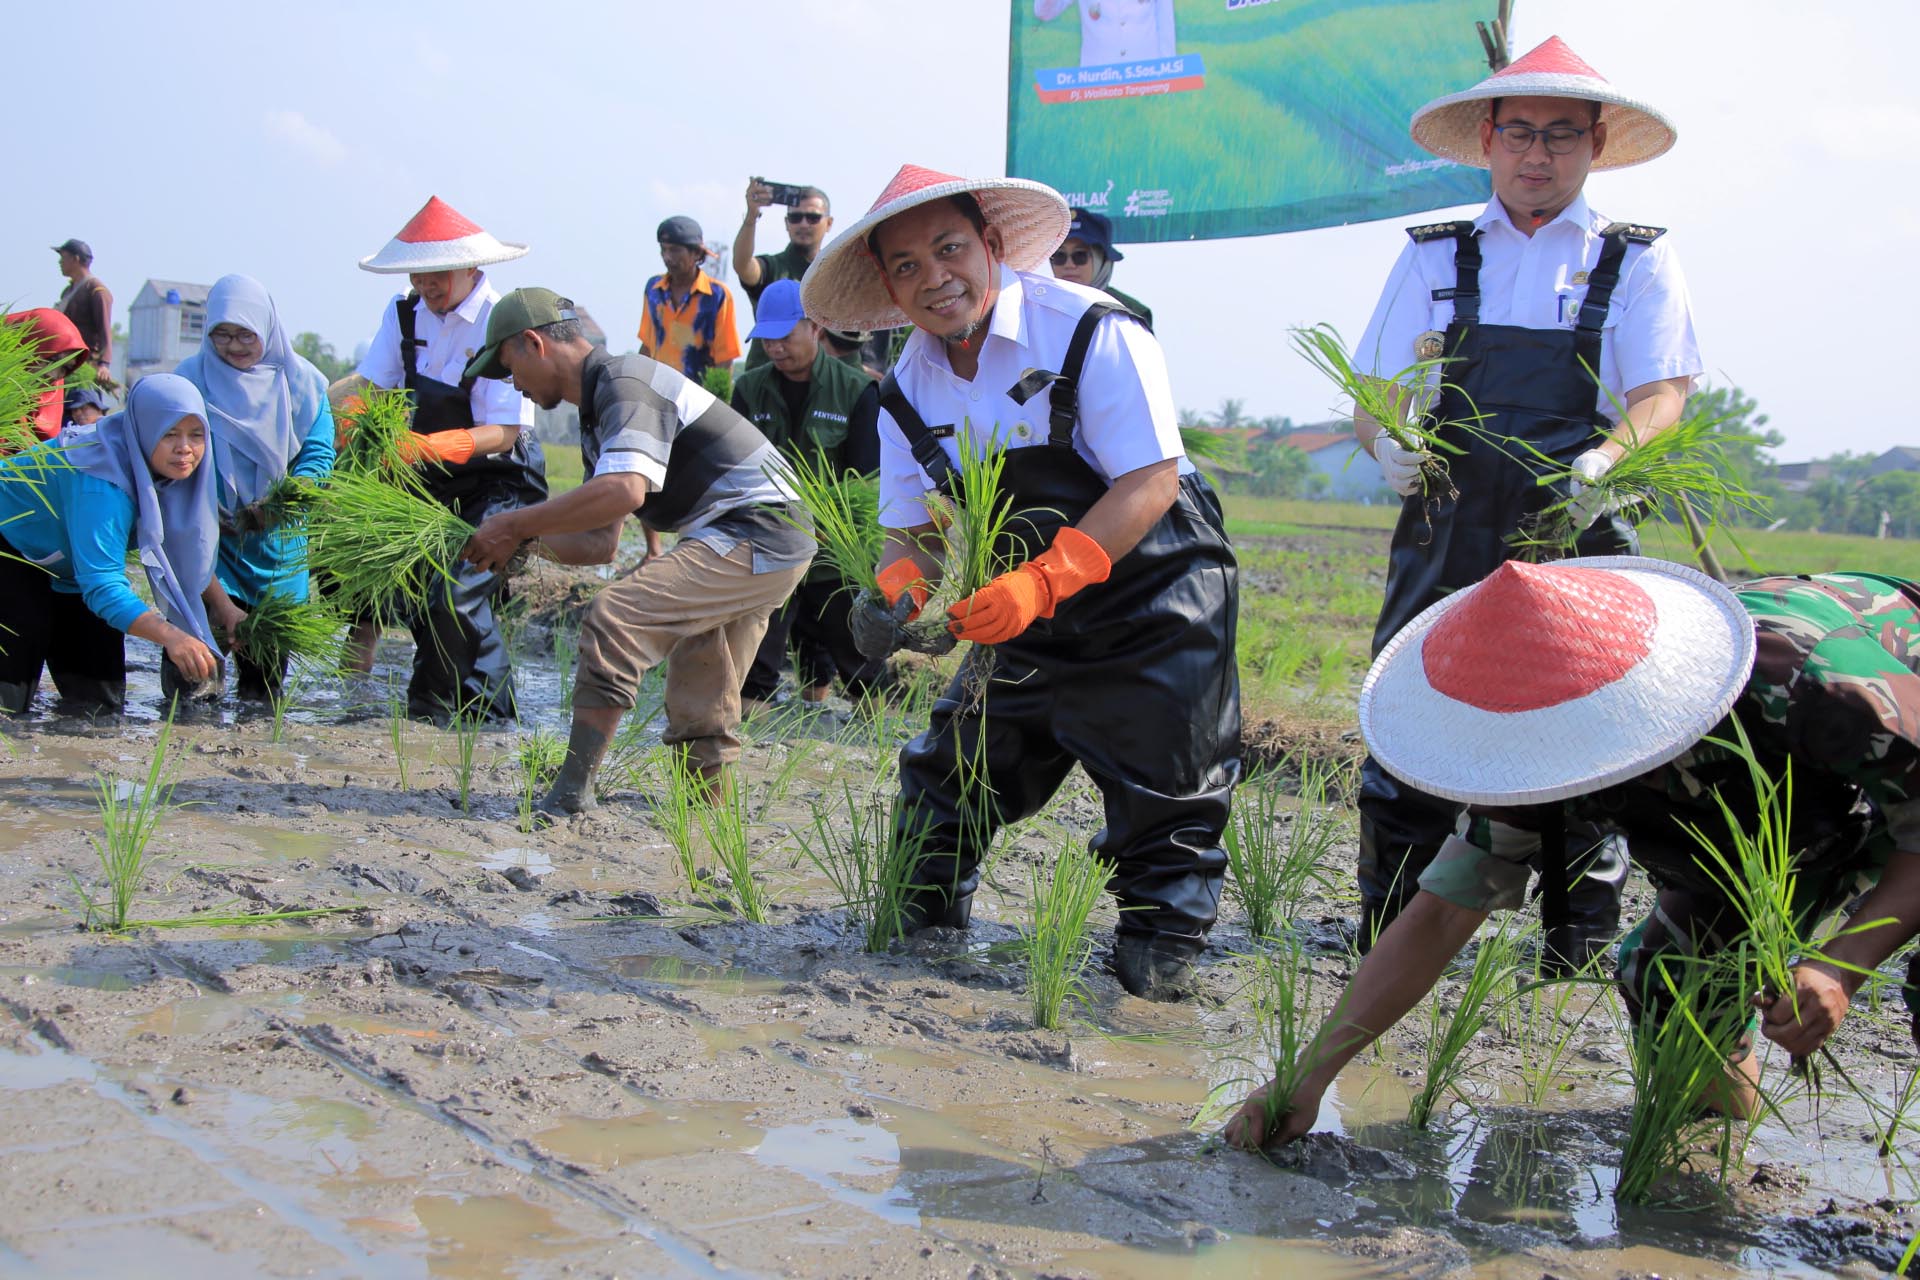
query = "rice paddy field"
xmin=4 ymin=499 xmax=1920 ymax=1277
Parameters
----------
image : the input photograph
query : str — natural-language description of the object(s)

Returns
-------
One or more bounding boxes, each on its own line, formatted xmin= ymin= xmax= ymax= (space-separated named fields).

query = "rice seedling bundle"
xmin=1023 ymin=842 xmax=1112 ymax=1030
xmin=775 ymin=451 xmax=884 ymax=591
xmin=334 ymin=386 xmax=430 ymax=493
xmin=0 ymin=316 xmax=54 ymax=457
xmin=1509 ymin=394 xmax=1770 ymax=562
xmin=914 ymin=429 xmax=1032 ymax=655
xmin=249 ymin=474 xmax=325 ymax=532
xmin=301 ymin=468 xmax=474 ymax=622
xmin=231 ymin=590 xmax=343 ymax=676
xmin=697 ymin=771 xmax=770 ymax=923
xmin=1289 ymin=323 xmax=1466 ymax=500
xmin=515 ymin=729 xmax=566 ymax=832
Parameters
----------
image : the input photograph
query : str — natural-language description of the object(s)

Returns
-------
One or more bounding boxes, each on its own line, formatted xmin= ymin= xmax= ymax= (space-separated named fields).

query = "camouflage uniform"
xmin=1422 ymin=573 xmax=1920 ymax=1028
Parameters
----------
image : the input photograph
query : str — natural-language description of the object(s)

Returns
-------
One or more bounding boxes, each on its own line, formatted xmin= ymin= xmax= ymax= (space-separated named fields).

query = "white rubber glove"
xmin=1565 ymin=448 xmax=1615 ymax=529
xmin=1374 ymin=437 xmax=1427 ymax=497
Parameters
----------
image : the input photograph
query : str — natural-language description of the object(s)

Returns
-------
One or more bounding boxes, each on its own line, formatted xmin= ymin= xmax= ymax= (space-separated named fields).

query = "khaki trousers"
xmin=575 ymin=540 xmax=809 ymax=769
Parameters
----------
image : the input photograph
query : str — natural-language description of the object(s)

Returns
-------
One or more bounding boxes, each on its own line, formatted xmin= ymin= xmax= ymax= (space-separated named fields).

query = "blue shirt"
xmin=0 ymin=446 xmax=154 ymax=632
xmin=215 ymin=399 xmax=335 ymax=605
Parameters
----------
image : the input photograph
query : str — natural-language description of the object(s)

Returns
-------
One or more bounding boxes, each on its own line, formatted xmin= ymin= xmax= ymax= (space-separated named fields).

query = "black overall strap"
xmin=877 ymin=371 xmax=959 ymax=498
xmin=1572 ymin=222 xmax=1664 ymax=371
xmin=1005 ymin=300 xmax=1129 ymax=448
xmin=1538 ymin=802 xmax=1569 ymax=940
xmin=1449 ymin=229 xmax=1484 ymax=324
xmin=396 ymin=293 xmax=422 ymax=390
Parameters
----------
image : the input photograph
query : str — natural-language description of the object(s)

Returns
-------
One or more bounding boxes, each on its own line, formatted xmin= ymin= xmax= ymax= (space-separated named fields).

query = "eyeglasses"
xmin=1492 ymin=123 xmax=1591 ymax=156
xmin=1050 ymin=249 xmax=1092 ymax=268
xmin=785 ymin=211 xmax=825 ymax=225
xmin=209 ymin=329 xmax=259 ymax=347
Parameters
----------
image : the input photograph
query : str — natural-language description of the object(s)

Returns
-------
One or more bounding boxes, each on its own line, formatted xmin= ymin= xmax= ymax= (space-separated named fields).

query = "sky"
xmin=6 ymin=1 xmax=1909 ymax=462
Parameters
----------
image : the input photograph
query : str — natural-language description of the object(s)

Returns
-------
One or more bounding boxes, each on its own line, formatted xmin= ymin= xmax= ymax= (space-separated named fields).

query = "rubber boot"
xmin=51 ymin=675 xmax=126 ymax=718
xmin=0 ymin=680 xmax=34 ymax=715
xmin=1109 ymin=931 xmax=1203 ymax=1002
xmin=535 ymin=719 xmax=610 ymax=821
xmin=1356 ymin=813 xmax=1445 ymax=954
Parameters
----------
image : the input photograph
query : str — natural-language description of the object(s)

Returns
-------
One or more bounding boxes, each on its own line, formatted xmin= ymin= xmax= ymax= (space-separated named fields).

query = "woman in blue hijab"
xmin=174 ymin=274 xmax=336 ymax=698
xmin=0 ymin=374 xmax=224 ymax=714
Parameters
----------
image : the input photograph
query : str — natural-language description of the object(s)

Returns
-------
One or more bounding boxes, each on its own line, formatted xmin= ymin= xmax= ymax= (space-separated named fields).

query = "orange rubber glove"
xmin=333 ymin=394 xmax=365 ymax=451
xmin=396 ymin=429 xmax=478 ymax=467
xmin=946 ymin=526 xmax=1111 ymax=645
xmin=876 ymin=557 xmax=932 ymax=619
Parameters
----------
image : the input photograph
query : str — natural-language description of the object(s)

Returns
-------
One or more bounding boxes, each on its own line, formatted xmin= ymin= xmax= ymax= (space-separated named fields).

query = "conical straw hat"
xmin=801 ymin=164 xmax=1070 ymax=332
xmin=1411 ymin=36 xmax=1676 ymax=171
xmin=1360 ymin=557 xmax=1754 ymax=805
xmin=359 ymin=196 xmax=529 ymax=274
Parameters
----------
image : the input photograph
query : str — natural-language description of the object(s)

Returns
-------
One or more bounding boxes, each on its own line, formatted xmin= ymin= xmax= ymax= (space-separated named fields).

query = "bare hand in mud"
xmin=1222 ymin=1081 xmax=1316 ymax=1152
xmin=1756 ymin=964 xmax=1851 ymax=1058
xmin=463 ymin=514 xmax=525 ymax=574
xmin=208 ymin=599 xmax=249 ymax=650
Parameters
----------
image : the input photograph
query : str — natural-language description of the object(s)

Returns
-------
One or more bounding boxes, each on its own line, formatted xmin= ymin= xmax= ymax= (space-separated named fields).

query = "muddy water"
xmin=3 ymin=633 xmax=1917 ymax=1277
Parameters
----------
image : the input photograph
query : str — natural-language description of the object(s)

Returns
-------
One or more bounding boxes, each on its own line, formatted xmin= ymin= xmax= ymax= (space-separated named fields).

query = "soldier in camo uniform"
xmin=1224 ymin=558 xmax=1920 ymax=1150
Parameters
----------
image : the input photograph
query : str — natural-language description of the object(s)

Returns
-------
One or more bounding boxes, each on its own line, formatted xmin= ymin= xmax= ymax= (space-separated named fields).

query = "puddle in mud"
xmin=537 ymin=1101 xmax=762 ymax=1168
xmin=411 ymin=1192 xmax=587 ymax=1279
xmin=613 ymin=951 xmax=787 ymax=996
xmin=753 ymin=1116 xmax=919 ymax=1227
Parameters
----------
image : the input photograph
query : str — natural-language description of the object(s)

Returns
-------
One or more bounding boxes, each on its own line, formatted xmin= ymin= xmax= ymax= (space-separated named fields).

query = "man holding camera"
xmin=734 ymin=178 xmax=833 ymax=371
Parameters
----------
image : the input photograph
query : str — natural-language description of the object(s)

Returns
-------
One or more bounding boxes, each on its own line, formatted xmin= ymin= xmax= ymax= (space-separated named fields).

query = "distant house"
xmin=1283 ymin=421 xmax=1389 ymax=502
xmin=1870 ymin=447 xmax=1920 ymax=478
xmin=530 ymin=306 xmax=609 ymax=446
xmin=1772 ymin=460 xmax=1832 ymax=494
xmin=126 ymin=279 xmax=211 ymax=383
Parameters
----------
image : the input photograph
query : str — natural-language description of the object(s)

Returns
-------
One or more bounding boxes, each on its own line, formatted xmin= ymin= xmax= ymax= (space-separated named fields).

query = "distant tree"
xmin=1177 ymin=406 xmax=1209 ymax=430
xmin=293 ymin=332 xmax=355 ymax=382
xmin=1256 ymin=414 xmax=1294 ymax=438
xmin=1239 ymin=438 xmax=1317 ymax=498
xmin=1215 ymin=397 xmax=1246 ymax=431
xmin=1860 ymin=471 xmax=1920 ymax=539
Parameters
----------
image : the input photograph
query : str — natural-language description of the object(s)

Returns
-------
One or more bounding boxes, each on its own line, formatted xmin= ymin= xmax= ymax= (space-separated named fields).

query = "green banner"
xmin=1006 ymin=0 xmax=1493 ymax=242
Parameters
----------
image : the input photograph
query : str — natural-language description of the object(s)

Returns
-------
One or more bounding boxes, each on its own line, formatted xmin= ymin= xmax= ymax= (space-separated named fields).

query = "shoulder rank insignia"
xmin=1600 ymin=221 xmax=1667 ymax=243
xmin=1406 ymin=219 xmax=1475 ymax=243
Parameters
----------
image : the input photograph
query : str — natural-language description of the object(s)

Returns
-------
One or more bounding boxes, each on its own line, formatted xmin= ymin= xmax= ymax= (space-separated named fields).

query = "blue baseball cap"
xmin=1067 ymin=208 xmax=1123 ymax=262
xmin=66 ymin=386 xmax=110 ymax=413
xmin=747 ymin=278 xmax=808 ymax=341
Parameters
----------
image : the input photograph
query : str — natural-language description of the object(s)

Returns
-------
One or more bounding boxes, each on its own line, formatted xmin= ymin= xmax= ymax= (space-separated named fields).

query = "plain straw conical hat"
xmin=1410 ymin=36 xmax=1676 ymax=171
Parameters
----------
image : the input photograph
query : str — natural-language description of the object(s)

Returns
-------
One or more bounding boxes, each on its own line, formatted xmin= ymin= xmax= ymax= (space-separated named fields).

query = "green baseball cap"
xmin=464 ymin=287 xmax=578 ymax=380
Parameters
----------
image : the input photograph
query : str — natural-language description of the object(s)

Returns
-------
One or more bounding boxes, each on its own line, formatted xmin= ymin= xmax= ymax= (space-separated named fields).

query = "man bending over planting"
xmin=801 ymin=165 xmax=1241 ymax=1001
xmin=459 ymin=288 xmax=813 ymax=814
xmin=1225 ymin=558 xmax=1920 ymax=1150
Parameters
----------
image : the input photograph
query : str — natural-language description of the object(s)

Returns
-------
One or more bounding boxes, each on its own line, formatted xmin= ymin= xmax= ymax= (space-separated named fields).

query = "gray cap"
xmin=656 ymin=216 xmax=705 ymax=248
xmin=52 ymin=238 xmax=93 ymax=261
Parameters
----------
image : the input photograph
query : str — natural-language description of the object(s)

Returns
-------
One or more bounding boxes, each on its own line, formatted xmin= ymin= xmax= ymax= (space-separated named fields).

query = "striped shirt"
xmin=579 ymin=349 xmax=811 ymax=572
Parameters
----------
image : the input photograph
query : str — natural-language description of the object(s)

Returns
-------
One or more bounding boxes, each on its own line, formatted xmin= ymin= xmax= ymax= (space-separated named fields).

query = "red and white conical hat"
xmin=801 ymin=164 xmax=1070 ymax=332
xmin=1360 ymin=557 xmax=1754 ymax=806
xmin=358 ymin=196 xmax=529 ymax=274
xmin=1411 ymin=36 xmax=1676 ymax=171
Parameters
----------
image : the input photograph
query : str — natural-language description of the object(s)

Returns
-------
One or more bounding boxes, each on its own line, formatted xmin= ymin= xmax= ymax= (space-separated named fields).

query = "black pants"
xmin=742 ymin=577 xmax=885 ymax=701
xmin=0 ymin=538 xmax=127 ymax=714
xmin=893 ymin=476 xmax=1241 ymax=949
xmin=402 ymin=485 xmax=520 ymax=722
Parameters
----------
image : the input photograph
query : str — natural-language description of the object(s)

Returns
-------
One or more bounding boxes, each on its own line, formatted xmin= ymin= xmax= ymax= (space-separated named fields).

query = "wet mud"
xmin=2 ymin=628 xmax=1917 ymax=1277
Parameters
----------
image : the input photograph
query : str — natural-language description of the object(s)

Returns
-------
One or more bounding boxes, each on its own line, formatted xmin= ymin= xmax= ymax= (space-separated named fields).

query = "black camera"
xmin=756 ymin=178 xmax=810 ymax=207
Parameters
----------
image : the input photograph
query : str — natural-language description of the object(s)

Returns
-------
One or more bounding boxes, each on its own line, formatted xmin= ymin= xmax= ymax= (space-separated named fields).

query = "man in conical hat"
xmin=1226 ymin=560 xmax=1920 ymax=1150
xmin=331 ymin=197 xmax=547 ymax=723
xmin=801 ymin=164 xmax=1241 ymax=1001
xmin=1351 ymin=37 xmax=1705 ymax=971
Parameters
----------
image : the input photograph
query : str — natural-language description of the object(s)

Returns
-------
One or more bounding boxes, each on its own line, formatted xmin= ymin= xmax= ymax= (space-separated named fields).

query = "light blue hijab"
xmin=174 ymin=274 xmax=326 ymax=512
xmin=59 ymin=374 xmax=220 ymax=647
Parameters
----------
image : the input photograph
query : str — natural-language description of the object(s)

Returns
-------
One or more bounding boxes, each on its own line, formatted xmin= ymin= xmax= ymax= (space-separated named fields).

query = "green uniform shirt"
xmin=732 ymin=349 xmax=877 ymax=581
xmin=743 ymin=241 xmax=817 ymax=372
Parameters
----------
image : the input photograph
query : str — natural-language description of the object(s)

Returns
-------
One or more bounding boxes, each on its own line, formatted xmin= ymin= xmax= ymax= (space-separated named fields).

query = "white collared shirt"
xmin=1355 ymin=195 xmax=1703 ymax=421
xmin=877 ymin=267 xmax=1190 ymax=529
xmin=354 ymin=271 xmax=534 ymax=428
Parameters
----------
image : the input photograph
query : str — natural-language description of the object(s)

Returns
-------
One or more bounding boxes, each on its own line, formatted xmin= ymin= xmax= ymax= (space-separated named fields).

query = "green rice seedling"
xmin=1225 ymin=761 xmax=1351 ymax=940
xmin=265 ymin=666 xmax=311 ymax=745
xmin=302 ymin=468 xmax=474 ymax=623
xmin=916 ymin=429 xmax=1030 ymax=652
xmin=700 ymin=364 xmax=733 ymax=404
xmin=1508 ymin=388 xmax=1769 ymax=563
xmin=232 ymin=591 xmax=342 ymax=678
xmin=1510 ymin=966 xmax=1609 ymax=1107
xmin=1024 ymin=841 xmax=1112 ymax=1030
xmin=250 ymin=474 xmax=324 ymax=531
xmin=72 ymin=714 xmax=180 ymax=932
xmin=334 ymin=386 xmax=431 ymax=494
xmin=1615 ymin=949 xmax=1752 ymax=1205
xmin=793 ymin=778 xmax=925 ymax=949
xmin=597 ymin=703 xmax=657 ymax=801
xmin=1289 ymin=323 xmax=1471 ymax=501
xmin=450 ymin=703 xmax=484 ymax=814
xmin=1195 ymin=937 xmax=1325 ymax=1140
xmin=649 ymin=748 xmax=709 ymax=899
xmin=514 ymin=729 xmax=566 ymax=832
xmin=697 ymin=770 xmax=769 ymax=923
xmin=1409 ymin=918 xmax=1526 ymax=1129
xmin=1901 ymin=1231 xmax=1920 ymax=1277
xmin=1814 ymin=1048 xmax=1920 ymax=1175
xmin=386 ymin=689 xmax=411 ymax=791
xmin=552 ymin=615 xmax=579 ymax=711
xmin=776 ymin=451 xmax=884 ymax=591
xmin=132 ymin=903 xmax=361 ymax=929
xmin=1178 ymin=425 xmax=1244 ymax=469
